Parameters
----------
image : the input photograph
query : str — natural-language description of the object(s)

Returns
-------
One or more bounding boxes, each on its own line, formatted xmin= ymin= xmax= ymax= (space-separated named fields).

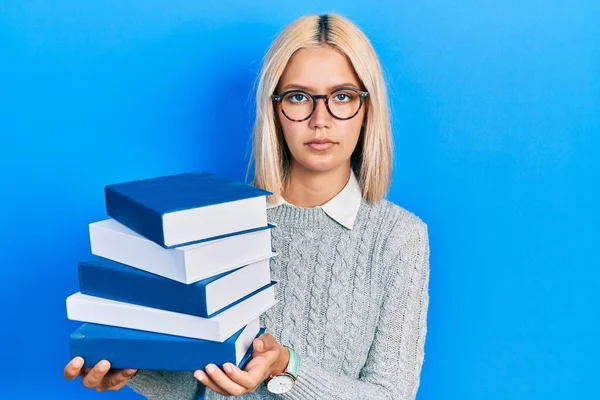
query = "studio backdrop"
xmin=0 ymin=1 xmax=598 ymax=399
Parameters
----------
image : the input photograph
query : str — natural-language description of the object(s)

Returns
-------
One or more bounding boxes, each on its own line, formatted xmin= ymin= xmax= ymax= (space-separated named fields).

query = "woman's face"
xmin=276 ymin=46 xmax=366 ymax=174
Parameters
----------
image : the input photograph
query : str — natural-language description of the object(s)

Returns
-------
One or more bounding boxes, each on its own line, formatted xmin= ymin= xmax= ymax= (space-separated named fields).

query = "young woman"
xmin=64 ymin=13 xmax=430 ymax=400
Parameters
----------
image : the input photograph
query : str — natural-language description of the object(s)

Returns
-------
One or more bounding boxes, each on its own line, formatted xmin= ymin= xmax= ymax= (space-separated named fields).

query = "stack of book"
xmin=66 ymin=171 xmax=278 ymax=377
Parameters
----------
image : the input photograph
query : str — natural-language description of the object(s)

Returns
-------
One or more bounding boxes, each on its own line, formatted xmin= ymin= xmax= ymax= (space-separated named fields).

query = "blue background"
xmin=1 ymin=1 xmax=598 ymax=399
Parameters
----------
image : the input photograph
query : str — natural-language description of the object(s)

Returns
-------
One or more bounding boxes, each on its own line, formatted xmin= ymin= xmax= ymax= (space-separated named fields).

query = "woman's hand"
xmin=193 ymin=333 xmax=290 ymax=396
xmin=63 ymin=357 xmax=138 ymax=392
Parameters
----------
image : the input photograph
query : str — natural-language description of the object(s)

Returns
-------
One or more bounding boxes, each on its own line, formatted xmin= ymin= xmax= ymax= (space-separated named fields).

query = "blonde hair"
xmin=249 ymin=13 xmax=393 ymax=203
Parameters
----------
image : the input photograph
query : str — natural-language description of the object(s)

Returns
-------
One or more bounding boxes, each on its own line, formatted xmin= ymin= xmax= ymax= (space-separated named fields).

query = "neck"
xmin=282 ymin=162 xmax=351 ymax=208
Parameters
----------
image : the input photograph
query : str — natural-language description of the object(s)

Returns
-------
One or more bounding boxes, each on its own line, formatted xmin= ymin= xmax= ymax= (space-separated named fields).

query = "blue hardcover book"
xmin=79 ymin=255 xmax=273 ymax=318
xmin=70 ymin=319 xmax=264 ymax=371
xmin=104 ymin=171 xmax=272 ymax=248
xmin=67 ymin=282 xmax=278 ymax=342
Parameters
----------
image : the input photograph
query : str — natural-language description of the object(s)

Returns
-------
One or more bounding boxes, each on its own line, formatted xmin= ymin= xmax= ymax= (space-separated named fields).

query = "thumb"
xmin=254 ymin=333 xmax=278 ymax=353
xmin=253 ymin=338 xmax=265 ymax=353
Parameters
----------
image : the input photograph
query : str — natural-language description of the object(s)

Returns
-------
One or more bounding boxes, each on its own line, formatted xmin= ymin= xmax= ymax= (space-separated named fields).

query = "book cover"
xmin=66 ymin=282 xmax=277 ymax=342
xmin=104 ymin=171 xmax=272 ymax=248
xmin=79 ymin=256 xmax=273 ymax=317
xmin=70 ymin=319 xmax=265 ymax=371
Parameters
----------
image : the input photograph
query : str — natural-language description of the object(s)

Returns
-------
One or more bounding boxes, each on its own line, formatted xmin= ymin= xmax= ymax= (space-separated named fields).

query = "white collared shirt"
xmin=266 ymin=171 xmax=362 ymax=230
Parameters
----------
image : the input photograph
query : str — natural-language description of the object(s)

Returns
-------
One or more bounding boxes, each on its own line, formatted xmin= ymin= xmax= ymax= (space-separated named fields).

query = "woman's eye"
xmin=288 ymin=93 xmax=307 ymax=103
xmin=334 ymin=92 xmax=353 ymax=102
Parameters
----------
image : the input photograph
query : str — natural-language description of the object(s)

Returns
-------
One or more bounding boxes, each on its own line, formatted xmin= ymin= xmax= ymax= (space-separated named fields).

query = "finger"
xmin=63 ymin=357 xmax=85 ymax=380
xmin=254 ymin=333 xmax=278 ymax=353
xmin=222 ymin=362 xmax=263 ymax=391
xmin=100 ymin=368 xmax=138 ymax=390
xmin=101 ymin=378 xmax=130 ymax=392
xmin=193 ymin=369 xmax=229 ymax=396
xmin=251 ymin=345 xmax=280 ymax=366
xmin=253 ymin=338 xmax=264 ymax=353
xmin=244 ymin=355 xmax=267 ymax=371
xmin=252 ymin=339 xmax=276 ymax=358
xmin=80 ymin=367 xmax=92 ymax=380
xmin=203 ymin=363 xmax=248 ymax=396
xmin=246 ymin=355 xmax=280 ymax=384
xmin=82 ymin=360 xmax=110 ymax=389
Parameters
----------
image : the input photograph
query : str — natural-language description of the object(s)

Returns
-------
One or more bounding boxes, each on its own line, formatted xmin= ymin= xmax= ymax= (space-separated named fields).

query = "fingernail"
xmin=223 ymin=363 xmax=232 ymax=373
xmin=72 ymin=357 xmax=83 ymax=368
xmin=98 ymin=361 xmax=109 ymax=372
xmin=194 ymin=371 xmax=204 ymax=381
xmin=125 ymin=369 xmax=136 ymax=377
xmin=206 ymin=364 xmax=215 ymax=373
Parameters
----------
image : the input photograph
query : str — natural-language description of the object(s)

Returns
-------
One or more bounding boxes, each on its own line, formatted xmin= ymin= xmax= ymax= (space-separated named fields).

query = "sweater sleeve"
xmin=126 ymin=370 xmax=204 ymax=400
xmin=281 ymin=223 xmax=430 ymax=400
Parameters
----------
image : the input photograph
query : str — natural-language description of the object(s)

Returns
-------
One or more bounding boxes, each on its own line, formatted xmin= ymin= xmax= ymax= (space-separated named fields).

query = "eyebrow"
xmin=280 ymin=82 xmax=360 ymax=92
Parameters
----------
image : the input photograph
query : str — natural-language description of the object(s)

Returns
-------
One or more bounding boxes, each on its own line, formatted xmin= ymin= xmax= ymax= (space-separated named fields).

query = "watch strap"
xmin=284 ymin=346 xmax=300 ymax=379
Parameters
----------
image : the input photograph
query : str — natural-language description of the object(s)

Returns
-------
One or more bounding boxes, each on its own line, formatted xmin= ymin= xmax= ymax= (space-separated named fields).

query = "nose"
xmin=308 ymin=97 xmax=332 ymax=129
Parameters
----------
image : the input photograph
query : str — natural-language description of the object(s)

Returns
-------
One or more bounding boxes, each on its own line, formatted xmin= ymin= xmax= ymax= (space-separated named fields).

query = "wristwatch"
xmin=265 ymin=346 xmax=300 ymax=394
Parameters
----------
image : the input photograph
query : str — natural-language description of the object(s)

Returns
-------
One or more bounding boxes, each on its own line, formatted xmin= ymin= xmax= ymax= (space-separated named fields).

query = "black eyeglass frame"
xmin=272 ymin=88 xmax=369 ymax=122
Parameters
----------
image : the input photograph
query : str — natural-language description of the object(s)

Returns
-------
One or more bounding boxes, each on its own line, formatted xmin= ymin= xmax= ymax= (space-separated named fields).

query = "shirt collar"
xmin=266 ymin=171 xmax=362 ymax=230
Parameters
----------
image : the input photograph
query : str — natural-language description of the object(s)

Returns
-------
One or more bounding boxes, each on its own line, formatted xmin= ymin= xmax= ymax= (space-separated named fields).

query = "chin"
xmin=296 ymin=157 xmax=344 ymax=174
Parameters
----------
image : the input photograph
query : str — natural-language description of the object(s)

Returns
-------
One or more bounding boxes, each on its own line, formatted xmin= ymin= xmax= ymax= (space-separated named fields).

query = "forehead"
xmin=278 ymin=46 xmax=361 ymax=91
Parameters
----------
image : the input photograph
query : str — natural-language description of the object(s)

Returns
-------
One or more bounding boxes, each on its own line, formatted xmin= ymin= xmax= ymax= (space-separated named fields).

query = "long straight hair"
xmin=250 ymin=13 xmax=393 ymax=203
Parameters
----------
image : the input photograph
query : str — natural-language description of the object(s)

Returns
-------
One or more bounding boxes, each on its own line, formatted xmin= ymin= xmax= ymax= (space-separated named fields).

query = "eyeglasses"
xmin=272 ymin=88 xmax=369 ymax=122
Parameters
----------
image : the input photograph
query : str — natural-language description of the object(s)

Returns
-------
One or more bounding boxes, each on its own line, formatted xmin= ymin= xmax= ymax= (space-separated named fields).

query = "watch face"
xmin=267 ymin=374 xmax=295 ymax=394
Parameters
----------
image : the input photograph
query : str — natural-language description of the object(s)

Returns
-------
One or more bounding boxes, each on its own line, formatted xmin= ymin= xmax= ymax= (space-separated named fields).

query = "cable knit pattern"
xmin=279 ymin=227 xmax=308 ymax=352
xmin=127 ymin=199 xmax=430 ymax=400
xmin=343 ymin=206 xmax=377 ymax=377
xmin=306 ymin=225 xmax=329 ymax=359
xmin=319 ymin=226 xmax=348 ymax=371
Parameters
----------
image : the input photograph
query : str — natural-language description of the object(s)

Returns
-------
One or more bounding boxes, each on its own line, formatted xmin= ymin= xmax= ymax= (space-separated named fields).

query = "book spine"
xmin=104 ymin=185 xmax=166 ymax=247
xmin=69 ymin=326 xmax=264 ymax=372
xmin=70 ymin=329 xmax=232 ymax=371
xmin=78 ymin=260 xmax=211 ymax=317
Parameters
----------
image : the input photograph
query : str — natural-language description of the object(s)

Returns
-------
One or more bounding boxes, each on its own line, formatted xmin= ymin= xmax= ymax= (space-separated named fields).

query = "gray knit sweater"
xmin=128 ymin=199 xmax=430 ymax=400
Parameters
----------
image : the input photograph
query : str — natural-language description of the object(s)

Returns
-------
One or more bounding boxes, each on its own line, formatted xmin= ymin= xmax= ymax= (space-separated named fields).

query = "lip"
xmin=306 ymin=138 xmax=335 ymax=145
xmin=305 ymin=138 xmax=336 ymax=151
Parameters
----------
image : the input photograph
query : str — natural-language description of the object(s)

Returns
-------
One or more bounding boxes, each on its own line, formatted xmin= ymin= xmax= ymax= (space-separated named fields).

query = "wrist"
xmin=274 ymin=345 xmax=290 ymax=376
